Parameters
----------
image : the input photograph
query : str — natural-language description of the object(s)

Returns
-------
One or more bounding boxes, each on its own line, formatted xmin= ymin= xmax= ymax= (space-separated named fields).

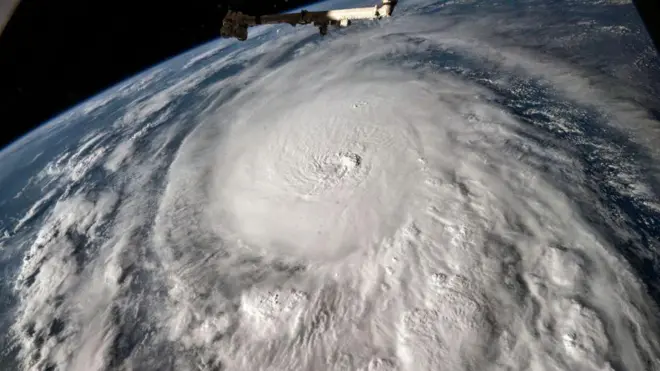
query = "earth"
xmin=1 ymin=0 xmax=660 ymax=370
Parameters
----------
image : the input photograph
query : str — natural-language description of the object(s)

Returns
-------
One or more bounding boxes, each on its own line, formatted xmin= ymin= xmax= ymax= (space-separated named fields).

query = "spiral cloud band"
xmin=4 ymin=0 xmax=660 ymax=370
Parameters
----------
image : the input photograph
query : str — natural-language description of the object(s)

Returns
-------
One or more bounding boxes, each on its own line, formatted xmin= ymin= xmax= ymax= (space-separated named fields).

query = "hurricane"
xmin=2 ymin=0 xmax=660 ymax=370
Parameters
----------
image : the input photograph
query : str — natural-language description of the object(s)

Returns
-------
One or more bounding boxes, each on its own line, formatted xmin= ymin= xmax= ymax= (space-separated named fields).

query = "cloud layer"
xmin=2 ymin=0 xmax=660 ymax=370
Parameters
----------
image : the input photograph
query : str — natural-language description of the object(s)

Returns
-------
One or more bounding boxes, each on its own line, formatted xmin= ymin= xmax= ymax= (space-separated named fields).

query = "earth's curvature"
xmin=1 ymin=0 xmax=660 ymax=370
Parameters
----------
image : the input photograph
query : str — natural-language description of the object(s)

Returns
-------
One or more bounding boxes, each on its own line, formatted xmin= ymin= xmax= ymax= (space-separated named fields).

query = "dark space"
xmin=0 ymin=0 xmax=658 ymax=150
xmin=0 ymin=0 xmax=321 ymax=149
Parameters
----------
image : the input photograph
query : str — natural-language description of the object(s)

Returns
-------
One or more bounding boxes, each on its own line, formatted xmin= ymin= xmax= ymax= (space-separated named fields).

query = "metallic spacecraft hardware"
xmin=221 ymin=0 xmax=397 ymax=41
